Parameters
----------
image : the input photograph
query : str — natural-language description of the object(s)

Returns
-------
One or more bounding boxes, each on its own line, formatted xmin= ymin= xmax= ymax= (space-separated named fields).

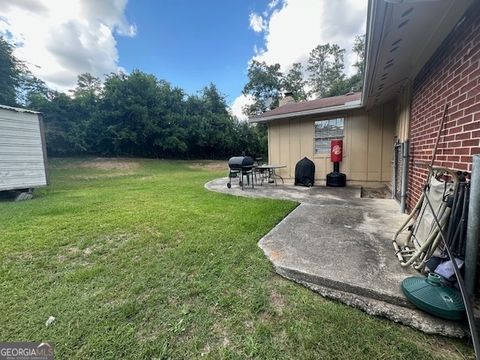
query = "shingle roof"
xmin=249 ymin=92 xmax=362 ymax=122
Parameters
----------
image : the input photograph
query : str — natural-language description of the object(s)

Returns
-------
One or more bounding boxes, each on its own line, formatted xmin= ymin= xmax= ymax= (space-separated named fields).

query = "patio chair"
xmin=253 ymin=157 xmax=268 ymax=184
xmin=392 ymin=167 xmax=459 ymax=271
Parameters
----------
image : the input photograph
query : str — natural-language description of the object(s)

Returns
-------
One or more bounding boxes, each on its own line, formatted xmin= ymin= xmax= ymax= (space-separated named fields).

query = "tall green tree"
xmin=196 ymin=84 xmax=233 ymax=158
xmin=72 ymin=73 xmax=102 ymax=97
xmin=242 ymin=60 xmax=283 ymax=116
xmin=307 ymin=43 xmax=345 ymax=98
xmin=282 ymin=63 xmax=308 ymax=101
xmin=322 ymin=35 xmax=366 ymax=97
xmin=34 ymin=91 xmax=88 ymax=155
xmin=0 ymin=38 xmax=266 ymax=159
xmin=92 ymin=71 xmax=157 ymax=156
xmin=151 ymin=80 xmax=188 ymax=157
xmin=70 ymin=74 xmax=101 ymax=152
xmin=0 ymin=36 xmax=47 ymax=107
xmin=352 ymin=34 xmax=366 ymax=79
xmin=90 ymin=70 xmax=189 ymax=157
xmin=18 ymin=74 xmax=49 ymax=106
xmin=0 ymin=37 xmax=22 ymax=106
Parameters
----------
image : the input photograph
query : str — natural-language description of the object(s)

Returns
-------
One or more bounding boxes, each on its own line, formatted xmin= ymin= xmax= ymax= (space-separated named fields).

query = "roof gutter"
xmin=361 ymin=0 xmax=387 ymax=109
xmin=250 ymin=101 xmax=363 ymax=123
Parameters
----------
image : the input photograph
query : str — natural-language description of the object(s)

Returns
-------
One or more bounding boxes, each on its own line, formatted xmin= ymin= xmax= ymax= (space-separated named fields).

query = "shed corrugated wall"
xmin=0 ymin=108 xmax=47 ymax=191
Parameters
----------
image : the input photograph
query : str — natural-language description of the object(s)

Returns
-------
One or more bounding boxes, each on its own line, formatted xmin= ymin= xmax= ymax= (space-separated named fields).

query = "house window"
xmin=314 ymin=118 xmax=344 ymax=154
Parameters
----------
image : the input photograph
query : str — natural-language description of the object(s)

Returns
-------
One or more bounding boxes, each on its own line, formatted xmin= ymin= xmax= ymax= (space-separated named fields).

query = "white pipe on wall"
xmin=465 ymin=154 xmax=480 ymax=296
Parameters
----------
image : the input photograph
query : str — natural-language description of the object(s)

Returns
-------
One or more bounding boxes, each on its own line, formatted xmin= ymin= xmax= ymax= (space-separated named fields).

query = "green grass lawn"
xmin=0 ymin=158 xmax=474 ymax=359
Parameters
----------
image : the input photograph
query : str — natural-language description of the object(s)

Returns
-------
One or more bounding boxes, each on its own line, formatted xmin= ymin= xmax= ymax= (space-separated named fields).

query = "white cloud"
xmin=232 ymin=0 xmax=367 ymax=118
xmin=0 ymin=0 xmax=136 ymax=92
xmin=229 ymin=94 xmax=254 ymax=121
xmin=255 ymin=0 xmax=367 ymax=76
xmin=268 ymin=0 xmax=281 ymax=10
xmin=249 ymin=13 xmax=266 ymax=33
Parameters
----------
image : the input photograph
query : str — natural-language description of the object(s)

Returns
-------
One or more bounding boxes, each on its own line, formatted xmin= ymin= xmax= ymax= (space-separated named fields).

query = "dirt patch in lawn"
xmin=270 ymin=290 xmax=285 ymax=315
xmin=77 ymin=158 xmax=141 ymax=171
xmin=57 ymin=233 xmax=133 ymax=263
xmin=72 ymin=172 xmax=135 ymax=180
xmin=188 ymin=161 xmax=227 ymax=171
xmin=62 ymin=158 xmax=142 ymax=180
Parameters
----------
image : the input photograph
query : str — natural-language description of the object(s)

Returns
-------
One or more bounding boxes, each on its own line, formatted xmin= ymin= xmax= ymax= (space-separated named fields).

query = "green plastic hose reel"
xmin=401 ymin=273 xmax=465 ymax=321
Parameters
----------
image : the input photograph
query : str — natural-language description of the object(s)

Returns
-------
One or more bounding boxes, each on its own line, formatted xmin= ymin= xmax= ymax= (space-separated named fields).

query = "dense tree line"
xmin=242 ymin=35 xmax=365 ymax=116
xmin=0 ymin=38 xmax=266 ymax=159
xmin=0 ymin=34 xmax=365 ymax=158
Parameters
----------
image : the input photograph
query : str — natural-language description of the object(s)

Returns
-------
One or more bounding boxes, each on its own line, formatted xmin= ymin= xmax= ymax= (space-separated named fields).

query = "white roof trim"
xmin=0 ymin=104 xmax=41 ymax=114
xmin=250 ymin=101 xmax=362 ymax=123
xmin=362 ymin=1 xmax=378 ymax=109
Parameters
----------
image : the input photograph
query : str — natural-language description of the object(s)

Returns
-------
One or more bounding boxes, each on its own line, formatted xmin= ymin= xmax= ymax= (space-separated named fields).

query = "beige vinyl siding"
xmin=0 ymin=108 xmax=47 ymax=191
xmin=267 ymin=102 xmax=395 ymax=186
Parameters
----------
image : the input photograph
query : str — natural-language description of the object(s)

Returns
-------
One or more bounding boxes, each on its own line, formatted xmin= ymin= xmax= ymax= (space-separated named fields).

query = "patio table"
xmin=255 ymin=164 xmax=286 ymax=185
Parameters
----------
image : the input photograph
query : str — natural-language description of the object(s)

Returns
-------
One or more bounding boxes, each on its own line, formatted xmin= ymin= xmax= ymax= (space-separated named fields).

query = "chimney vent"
xmin=279 ymin=91 xmax=295 ymax=107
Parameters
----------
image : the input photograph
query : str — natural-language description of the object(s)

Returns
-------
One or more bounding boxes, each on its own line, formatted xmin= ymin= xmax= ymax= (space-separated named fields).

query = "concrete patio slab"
xmin=206 ymin=177 xmax=361 ymax=204
xmin=206 ymin=178 xmax=469 ymax=337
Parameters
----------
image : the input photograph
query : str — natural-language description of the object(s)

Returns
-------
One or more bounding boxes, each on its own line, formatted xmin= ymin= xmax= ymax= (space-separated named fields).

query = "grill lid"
xmin=228 ymin=156 xmax=254 ymax=169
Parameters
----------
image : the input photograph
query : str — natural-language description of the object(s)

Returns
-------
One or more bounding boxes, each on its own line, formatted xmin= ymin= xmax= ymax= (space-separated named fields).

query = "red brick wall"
xmin=407 ymin=3 xmax=480 ymax=211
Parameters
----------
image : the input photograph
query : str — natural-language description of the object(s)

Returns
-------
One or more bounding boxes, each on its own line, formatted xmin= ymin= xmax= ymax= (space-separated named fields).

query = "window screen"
xmin=314 ymin=118 xmax=344 ymax=154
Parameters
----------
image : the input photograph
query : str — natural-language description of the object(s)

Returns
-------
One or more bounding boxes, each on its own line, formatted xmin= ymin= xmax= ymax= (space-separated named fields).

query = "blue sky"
xmin=117 ymin=0 xmax=271 ymax=104
xmin=0 ymin=0 xmax=367 ymax=118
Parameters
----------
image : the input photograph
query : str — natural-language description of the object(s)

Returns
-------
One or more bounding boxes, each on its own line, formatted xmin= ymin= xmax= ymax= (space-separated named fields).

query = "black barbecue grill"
xmin=227 ymin=156 xmax=254 ymax=190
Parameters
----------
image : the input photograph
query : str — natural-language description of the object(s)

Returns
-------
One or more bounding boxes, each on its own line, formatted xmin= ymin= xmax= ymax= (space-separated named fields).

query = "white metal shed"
xmin=0 ymin=104 xmax=48 ymax=192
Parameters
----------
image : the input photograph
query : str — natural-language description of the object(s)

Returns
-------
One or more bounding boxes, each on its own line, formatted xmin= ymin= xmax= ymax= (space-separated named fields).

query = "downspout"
xmin=465 ymin=154 xmax=480 ymax=296
xmin=392 ymin=140 xmax=397 ymax=199
xmin=400 ymin=140 xmax=409 ymax=213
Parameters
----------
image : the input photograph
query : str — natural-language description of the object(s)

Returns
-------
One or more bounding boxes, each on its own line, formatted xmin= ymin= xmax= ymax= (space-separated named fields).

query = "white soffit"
xmin=363 ymin=0 xmax=473 ymax=109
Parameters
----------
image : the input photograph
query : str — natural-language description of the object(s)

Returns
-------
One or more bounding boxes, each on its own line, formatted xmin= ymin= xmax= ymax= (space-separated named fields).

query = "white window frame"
xmin=314 ymin=117 xmax=345 ymax=156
